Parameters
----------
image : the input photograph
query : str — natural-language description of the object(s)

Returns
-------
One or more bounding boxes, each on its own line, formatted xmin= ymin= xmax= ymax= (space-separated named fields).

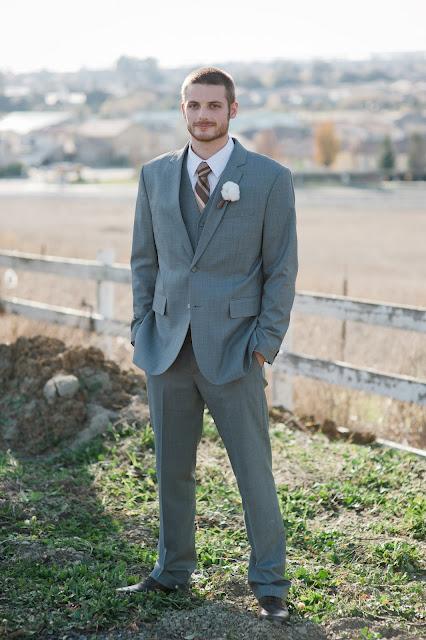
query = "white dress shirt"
xmin=186 ymin=134 xmax=234 ymax=195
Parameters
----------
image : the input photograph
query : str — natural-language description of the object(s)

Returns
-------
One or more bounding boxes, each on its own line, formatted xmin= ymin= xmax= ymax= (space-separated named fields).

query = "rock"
xmin=69 ymin=403 xmax=118 ymax=450
xmin=43 ymin=373 xmax=80 ymax=401
xmin=43 ymin=378 xmax=57 ymax=402
xmin=79 ymin=367 xmax=112 ymax=393
xmin=54 ymin=374 xmax=80 ymax=398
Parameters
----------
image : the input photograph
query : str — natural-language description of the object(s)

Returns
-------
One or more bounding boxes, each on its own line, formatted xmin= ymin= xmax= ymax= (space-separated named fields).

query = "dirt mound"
xmin=0 ymin=335 xmax=147 ymax=456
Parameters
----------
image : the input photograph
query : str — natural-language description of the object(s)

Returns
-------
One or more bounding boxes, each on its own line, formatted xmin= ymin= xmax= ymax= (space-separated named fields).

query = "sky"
xmin=2 ymin=0 xmax=425 ymax=73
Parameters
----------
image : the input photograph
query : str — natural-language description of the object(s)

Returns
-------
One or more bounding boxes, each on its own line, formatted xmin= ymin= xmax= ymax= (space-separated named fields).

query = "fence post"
xmin=267 ymin=321 xmax=294 ymax=411
xmin=96 ymin=248 xmax=115 ymax=357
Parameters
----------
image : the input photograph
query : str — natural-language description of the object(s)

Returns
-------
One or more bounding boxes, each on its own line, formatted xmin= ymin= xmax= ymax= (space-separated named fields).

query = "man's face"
xmin=181 ymin=83 xmax=238 ymax=143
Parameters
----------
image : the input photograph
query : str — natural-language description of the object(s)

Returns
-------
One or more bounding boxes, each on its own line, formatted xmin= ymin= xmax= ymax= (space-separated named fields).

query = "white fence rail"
xmin=1 ymin=249 xmax=425 ymax=409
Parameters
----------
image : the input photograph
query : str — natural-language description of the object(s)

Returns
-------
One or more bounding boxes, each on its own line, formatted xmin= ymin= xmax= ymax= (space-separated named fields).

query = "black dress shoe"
xmin=257 ymin=595 xmax=289 ymax=623
xmin=116 ymin=575 xmax=187 ymax=594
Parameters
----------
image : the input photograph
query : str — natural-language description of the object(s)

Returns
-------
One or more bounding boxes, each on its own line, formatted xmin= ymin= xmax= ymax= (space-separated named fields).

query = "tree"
xmin=379 ymin=135 xmax=395 ymax=172
xmin=253 ymin=129 xmax=281 ymax=160
xmin=86 ymin=90 xmax=111 ymax=110
xmin=408 ymin=132 xmax=426 ymax=178
xmin=314 ymin=121 xmax=340 ymax=167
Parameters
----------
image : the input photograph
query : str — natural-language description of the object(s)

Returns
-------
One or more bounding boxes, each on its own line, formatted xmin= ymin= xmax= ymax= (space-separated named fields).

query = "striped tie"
xmin=194 ymin=161 xmax=212 ymax=212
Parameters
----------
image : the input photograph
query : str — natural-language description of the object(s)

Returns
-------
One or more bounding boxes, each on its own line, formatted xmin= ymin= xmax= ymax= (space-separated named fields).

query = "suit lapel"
xmin=167 ymin=140 xmax=194 ymax=261
xmin=168 ymin=136 xmax=248 ymax=268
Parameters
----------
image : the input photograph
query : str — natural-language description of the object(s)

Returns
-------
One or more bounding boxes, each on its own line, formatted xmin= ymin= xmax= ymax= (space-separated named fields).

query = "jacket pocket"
xmin=229 ymin=295 xmax=261 ymax=318
xmin=152 ymin=291 xmax=167 ymax=315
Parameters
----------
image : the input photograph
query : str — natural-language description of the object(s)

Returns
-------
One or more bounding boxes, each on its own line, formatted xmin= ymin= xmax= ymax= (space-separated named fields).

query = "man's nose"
xmin=199 ymin=107 xmax=211 ymax=119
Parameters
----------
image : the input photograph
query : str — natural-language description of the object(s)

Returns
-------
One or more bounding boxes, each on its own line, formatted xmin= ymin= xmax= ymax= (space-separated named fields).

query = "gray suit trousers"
xmin=146 ymin=328 xmax=291 ymax=600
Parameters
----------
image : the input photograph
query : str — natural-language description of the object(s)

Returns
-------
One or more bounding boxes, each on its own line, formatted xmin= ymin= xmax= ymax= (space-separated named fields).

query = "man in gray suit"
xmin=117 ymin=67 xmax=298 ymax=624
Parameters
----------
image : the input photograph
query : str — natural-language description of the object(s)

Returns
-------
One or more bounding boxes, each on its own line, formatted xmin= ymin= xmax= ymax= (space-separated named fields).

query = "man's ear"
xmin=230 ymin=101 xmax=238 ymax=119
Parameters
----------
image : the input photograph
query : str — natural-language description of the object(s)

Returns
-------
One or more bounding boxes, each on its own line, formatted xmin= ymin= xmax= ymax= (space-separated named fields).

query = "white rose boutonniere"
xmin=217 ymin=181 xmax=240 ymax=209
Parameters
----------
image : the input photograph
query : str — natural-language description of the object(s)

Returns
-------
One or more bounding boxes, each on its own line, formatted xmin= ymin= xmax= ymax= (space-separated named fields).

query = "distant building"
xmin=395 ymin=111 xmax=426 ymax=135
xmin=65 ymin=117 xmax=177 ymax=166
xmin=0 ymin=111 xmax=75 ymax=167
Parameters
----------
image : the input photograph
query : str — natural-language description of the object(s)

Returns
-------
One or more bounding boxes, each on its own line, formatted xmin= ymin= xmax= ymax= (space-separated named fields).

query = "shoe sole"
xmin=116 ymin=585 xmax=190 ymax=594
xmin=258 ymin=613 xmax=289 ymax=624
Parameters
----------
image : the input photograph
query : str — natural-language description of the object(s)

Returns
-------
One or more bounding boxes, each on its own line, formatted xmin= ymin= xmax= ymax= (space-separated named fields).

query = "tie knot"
xmin=196 ymin=161 xmax=211 ymax=178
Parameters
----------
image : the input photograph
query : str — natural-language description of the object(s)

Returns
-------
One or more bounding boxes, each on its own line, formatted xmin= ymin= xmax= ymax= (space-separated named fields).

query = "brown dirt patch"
xmin=0 ymin=335 xmax=146 ymax=456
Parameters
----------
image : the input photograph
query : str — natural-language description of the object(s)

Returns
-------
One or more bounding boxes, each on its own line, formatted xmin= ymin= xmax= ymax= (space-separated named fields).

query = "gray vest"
xmin=179 ymin=150 xmax=222 ymax=341
xmin=179 ymin=150 xmax=221 ymax=253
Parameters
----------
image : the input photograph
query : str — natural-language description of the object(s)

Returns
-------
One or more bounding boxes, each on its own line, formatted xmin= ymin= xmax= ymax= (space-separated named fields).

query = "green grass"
xmin=0 ymin=414 xmax=424 ymax=638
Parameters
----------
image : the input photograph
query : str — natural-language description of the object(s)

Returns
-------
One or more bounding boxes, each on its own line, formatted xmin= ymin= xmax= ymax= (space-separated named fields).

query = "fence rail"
xmin=1 ymin=249 xmax=425 ymax=408
xmin=0 ymin=249 xmax=130 ymax=284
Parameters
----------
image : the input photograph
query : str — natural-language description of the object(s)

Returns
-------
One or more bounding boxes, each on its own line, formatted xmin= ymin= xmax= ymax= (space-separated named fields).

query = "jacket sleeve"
xmin=130 ymin=166 xmax=159 ymax=346
xmin=254 ymin=166 xmax=298 ymax=364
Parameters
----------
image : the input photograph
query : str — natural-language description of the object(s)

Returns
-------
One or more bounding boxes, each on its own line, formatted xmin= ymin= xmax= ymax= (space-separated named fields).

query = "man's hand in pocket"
xmin=254 ymin=351 xmax=266 ymax=366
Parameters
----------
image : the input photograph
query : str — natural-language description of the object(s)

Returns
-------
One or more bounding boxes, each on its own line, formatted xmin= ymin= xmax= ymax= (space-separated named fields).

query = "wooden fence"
xmin=1 ymin=249 xmax=425 ymax=411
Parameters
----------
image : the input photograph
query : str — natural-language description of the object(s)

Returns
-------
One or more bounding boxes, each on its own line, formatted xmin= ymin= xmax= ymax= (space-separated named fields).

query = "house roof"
xmin=0 ymin=111 xmax=73 ymax=134
xmin=73 ymin=118 xmax=132 ymax=138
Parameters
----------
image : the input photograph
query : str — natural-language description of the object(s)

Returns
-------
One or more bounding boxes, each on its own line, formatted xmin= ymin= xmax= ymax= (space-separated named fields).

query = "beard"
xmin=186 ymin=117 xmax=230 ymax=143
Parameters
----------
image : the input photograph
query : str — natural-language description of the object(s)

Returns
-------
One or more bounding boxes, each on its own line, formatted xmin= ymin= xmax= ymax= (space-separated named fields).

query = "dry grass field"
xmin=0 ymin=180 xmax=425 ymax=447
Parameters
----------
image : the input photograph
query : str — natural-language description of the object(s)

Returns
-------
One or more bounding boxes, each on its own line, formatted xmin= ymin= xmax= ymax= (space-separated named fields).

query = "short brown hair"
xmin=181 ymin=66 xmax=236 ymax=108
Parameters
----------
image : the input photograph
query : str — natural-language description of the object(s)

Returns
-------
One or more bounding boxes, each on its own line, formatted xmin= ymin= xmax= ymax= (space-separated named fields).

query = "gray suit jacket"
xmin=130 ymin=135 xmax=298 ymax=385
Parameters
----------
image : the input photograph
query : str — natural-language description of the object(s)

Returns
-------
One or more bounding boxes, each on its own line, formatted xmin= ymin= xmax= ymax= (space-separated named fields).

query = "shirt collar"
xmin=187 ymin=134 xmax=234 ymax=178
